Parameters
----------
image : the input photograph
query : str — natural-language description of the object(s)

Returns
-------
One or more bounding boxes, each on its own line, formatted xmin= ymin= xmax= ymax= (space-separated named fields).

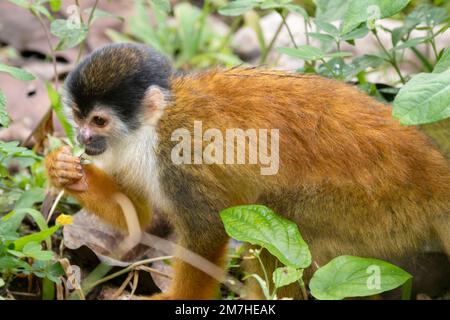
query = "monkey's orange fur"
xmin=46 ymin=68 xmax=450 ymax=299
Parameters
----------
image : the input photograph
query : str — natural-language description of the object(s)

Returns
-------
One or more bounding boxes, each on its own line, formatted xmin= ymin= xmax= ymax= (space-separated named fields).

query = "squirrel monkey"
xmin=45 ymin=43 xmax=450 ymax=299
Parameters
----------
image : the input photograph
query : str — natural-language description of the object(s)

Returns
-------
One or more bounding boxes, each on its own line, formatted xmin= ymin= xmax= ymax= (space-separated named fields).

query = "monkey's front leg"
xmin=152 ymin=229 xmax=230 ymax=300
xmin=45 ymin=146 xmax=130 ymax=232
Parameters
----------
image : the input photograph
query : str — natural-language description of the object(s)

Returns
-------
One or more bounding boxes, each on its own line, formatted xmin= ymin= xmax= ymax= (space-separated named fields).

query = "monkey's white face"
xmin=70 ymin=105 xmax=130 ymax=156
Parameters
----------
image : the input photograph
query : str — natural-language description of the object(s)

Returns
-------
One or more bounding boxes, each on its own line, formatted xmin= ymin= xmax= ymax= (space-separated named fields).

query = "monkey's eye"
xmin=92 ymin=116 xmax=107 ymax=127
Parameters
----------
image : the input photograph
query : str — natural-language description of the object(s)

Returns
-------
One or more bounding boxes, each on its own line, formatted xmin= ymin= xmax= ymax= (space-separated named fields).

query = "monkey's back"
xmin=159 ymin=68 xmax=450 ymax=260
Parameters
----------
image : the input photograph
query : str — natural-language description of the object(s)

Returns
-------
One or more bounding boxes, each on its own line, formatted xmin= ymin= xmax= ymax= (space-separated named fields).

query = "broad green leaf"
xmin=0 ymin=141 xmax=38 ymax=158
xmin=341 ymin=25 xmax=369 ymax=41
xmin=315 ymin=20 xmax=339 ymax=37
xmin=0 ymin=64 xmax=35 ymax=81
xmin=277 ymin=45 xmax=325 ymax=61
xmin=219 ymin=0 xmax=260 ymax=16
xmin=14 ymin=188 xmax=45 ymax=210
xmin=0 ymin=256 xmax=30 ymax=271
xmin=309 ymin=255 xmax=412 ymax=300
xmin=13 ymin=225 xmax=60 ymax=251
xmin=341 ymin=0 xmax=411 ymax=34
xmin=434 ymin=49 xmax=450 ymax=73
xmin=0 ymin=90 xmax=9 ymax=127
xmin=273 ymin=266 xmax=303 ymax=289
xmin=393 ymin=69 xmax=450 ymax=125
xmin=306 ymin=32 xmax=335 ymax=43
xmin=50 ymin=19 xmax=88 ymax=51
xmin=1 ymin=209 xmax=29 ymax=233
xmin=22 ymin=242 xmax=54 ymax=261
xmin=352 ymin=54 xmax=386 ymax=71
xmin=315 ymin=0 xmax=348 ymax=23
xmin=220 ymin=205 xmax=311 ymax=268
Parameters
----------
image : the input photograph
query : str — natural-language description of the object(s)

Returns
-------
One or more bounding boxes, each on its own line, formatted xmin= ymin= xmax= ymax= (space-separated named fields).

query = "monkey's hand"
xmin=45 ymin=146 xmax=88 ymax=191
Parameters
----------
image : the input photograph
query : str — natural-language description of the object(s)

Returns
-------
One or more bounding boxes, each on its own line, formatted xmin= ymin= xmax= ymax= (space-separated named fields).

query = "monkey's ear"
xmin=143 ymin=85 xmax=168 ymax=125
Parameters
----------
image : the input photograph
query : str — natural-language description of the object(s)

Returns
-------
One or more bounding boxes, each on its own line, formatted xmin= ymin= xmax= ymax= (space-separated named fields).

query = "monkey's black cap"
xmin=65 ymin=43 xmax=172 ymax=129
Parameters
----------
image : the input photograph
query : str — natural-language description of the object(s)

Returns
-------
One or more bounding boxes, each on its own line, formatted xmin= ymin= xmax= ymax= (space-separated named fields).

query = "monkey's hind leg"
xmin=151 ymin=215 xmax=230 ymax=300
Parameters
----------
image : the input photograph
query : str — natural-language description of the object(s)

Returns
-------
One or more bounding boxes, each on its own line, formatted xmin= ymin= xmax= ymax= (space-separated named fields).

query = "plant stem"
xmin=279 ymin=11 xmax=297 ymax=49
xmin=219 ymin=16 xmax=243 ymax=52
xmin=89 ymin=256 xmax=173 ymax=289
xmin=260 ymin=19 xmax=284 ymax=65
xmin=76 ymin=0 xmax=99 ymax=63
xmin=320 ymin=58 xmax=337 ymax=77
xmin=33 ymin=10 xmax=58 ymax=90
xmin=372 ymin=29 xmax=405 ymax=84
xmin=254 ymin=248 xmax=271 ymax=298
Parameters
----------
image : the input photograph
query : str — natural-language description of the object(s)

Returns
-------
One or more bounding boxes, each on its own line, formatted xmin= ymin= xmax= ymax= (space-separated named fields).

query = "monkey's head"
xmin=64 ymin=43 xmax=172 ymax=156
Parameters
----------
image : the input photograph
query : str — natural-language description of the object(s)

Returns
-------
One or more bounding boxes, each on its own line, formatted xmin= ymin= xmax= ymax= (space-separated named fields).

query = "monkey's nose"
xmin=77 ymin=133 xmax=92 ymax=145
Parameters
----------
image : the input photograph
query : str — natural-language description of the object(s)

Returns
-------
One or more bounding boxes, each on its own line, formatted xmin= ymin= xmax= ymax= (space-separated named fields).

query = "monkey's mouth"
xmin=84 ymin=146 xmax=106 ymax=156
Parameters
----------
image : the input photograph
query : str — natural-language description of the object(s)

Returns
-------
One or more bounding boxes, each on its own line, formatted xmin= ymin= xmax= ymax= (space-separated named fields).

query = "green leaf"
xmin=0 ymin=278 xmax=4 ymax=288
xmin=220 ymin=205 xmax=311 ymax=268
xmin=49 ymin=0 xmax=62 ymax=12
xmin=0 ymin=141 xmax=39 ymax=159
xmin=393 ymin=69 xmax=450 ymax=125
xmin=22 ymin=242 xmax=54 ymax=261
xmin=0 ymin=90 xmax=9 ymax=127
xmin=315 ymin=20 xmax=339 ymax=37
xmin=393 ymin=36 xmax=430 ymax=50
xmin=273 ymin=266 xmax=303 ymax=289
xmin=277 ymin=45 xmax=325 ymax=61
xmin=434 ymin=49 xmax=450 ymax=73
xmin=246 ymin=273 xmax=270 ymax=299
xmin=14 ymin=188 xmax=45 ymax=210
xmin=13 ymin=225 xmax=60 ymax=251
xmin=46 ymin=82 xmax=76 ymax=145
xmin=341 ymin=0 xmax=411 ymax=34
xmin=315 ymin=0 xmax=348 ymax=23
xmin=306 ymin=32 xmax=335 ymax=43
xmin=151 ymin=0 xmax=171 ymax=13
xmin=30 ymin=3 xmax=52 ymax=20
xmin=50 ymin=19 xmax=88 ymax=51
xmin=0 ymin=64 xmax=35 ymax=81
xmin=309 ymin=255 xmax=412 ymax=300
xmin=341 ymin=25 xmax=369 ymax=41
xmin=218 ymin=0 xmax=260 ymax=16
xmin=327 ymin=51 xmax=353 ymax=58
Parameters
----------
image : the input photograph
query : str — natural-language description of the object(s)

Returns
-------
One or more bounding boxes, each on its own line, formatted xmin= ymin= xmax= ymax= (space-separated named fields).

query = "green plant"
xmin=219 ymin=0 xmax=450 ymax=117
xmin=0 ymin=209 xmax=64 ymax=299
xmin=220 ymin=205 xmax=412 ymax=300
xmin=107 ymin=0 xmax=242 ymax=69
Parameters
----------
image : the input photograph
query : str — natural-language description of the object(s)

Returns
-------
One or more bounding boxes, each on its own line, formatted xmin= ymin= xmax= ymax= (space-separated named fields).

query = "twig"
xmin=279 ymin=11 xmax=297 ymax=49
xmin=33 ymin=11 xmax=59 ymax=90
xmin=76 ymin=0 xmax=99 ymax=63
xmin=136 ymin=265 xmax=172 ymax=279
xmin=89 ymin=256 xmax=173 ymax=288
xmin=46 ymin=189 xmax=64 ymax=224
xmin=260 ymin=19 xmax=284 ymax=64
